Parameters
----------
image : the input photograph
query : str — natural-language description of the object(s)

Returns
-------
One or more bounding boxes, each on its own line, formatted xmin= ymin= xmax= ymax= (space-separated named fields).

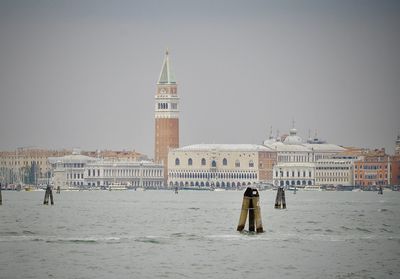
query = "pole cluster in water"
xmin=237 ymin=187 xmax=263 ymax=233
xmin=43 ymin=185 xmax=54 ymax=205
xmin=275 ymin=187 xmax=286 ymax=209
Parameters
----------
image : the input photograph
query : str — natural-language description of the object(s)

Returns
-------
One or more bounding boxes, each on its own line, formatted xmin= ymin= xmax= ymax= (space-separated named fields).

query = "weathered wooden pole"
xmin=248 ymin=198 xmax=255 ymax=232
xmin=237 ymin=187 xmax=263 ymax=233
xmin=275 ymin=187 xmax=286 ymax=209
xmin=43 ymin=185 xmax=54 ymax=205
xmin=237 ymin=189 xmax=251 ymax=231
xmin=253 ymin=192 xmax=263 ymax=233
xmin=0 ymin=183 xmax=2 ymax=205
xmin=49 ymin=186 xmax=54 ymax=205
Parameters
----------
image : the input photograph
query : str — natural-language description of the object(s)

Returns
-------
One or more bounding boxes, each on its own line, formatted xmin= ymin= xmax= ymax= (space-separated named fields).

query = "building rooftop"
xmin=158 ymin=49 xmax=176 ymax=84
xmin=175 ymin=144 xmax=273 ymax=152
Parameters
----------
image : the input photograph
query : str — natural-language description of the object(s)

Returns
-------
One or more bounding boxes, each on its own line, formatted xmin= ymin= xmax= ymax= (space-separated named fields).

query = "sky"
xmin=0 ymin=0 xmax=399 ymax=157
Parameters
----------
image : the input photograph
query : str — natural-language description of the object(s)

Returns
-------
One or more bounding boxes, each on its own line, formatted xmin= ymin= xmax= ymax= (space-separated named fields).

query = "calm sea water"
xmin=0 ymin=190 xmax=399 ymax=279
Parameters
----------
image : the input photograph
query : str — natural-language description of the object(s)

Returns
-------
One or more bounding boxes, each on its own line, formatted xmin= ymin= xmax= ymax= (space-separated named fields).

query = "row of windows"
xmin=175 ymin=158 xmax=254 ymax=168
xmin=278 ymin=155 xmax=311 ymax=163
xmin=355 ymin=165 xmax=387 ymax=169
xmin=355 ymin=174 xmax=384 ymax=179
xmin=170 ymin=181 xmax=252 ymax=187
xmin=316 ymin=172 xmax=348 ymax=177
xmin=275 ymin=170 xmax=312 ymax=178
xmin=276 ymin=180 xmax=313 ymax=186
xmin=88 ymin=168 xmax=163 ymax=178
xmin=63 ymin=163 xmax=85 ymax=168
xmin=170 ymin=171 xmax=257 ymax=180
xmin=316 ymin=167 xmax=350 ymax=170
xmin=317 ymin=178 xmax=349 ymax=182
xmin=87 ymin=180 xmax=163 ymax=187
xmin=157 ymin=103 xmax=178 ymax=110
xmin=67 ymin=173 xmax=84 ymax=179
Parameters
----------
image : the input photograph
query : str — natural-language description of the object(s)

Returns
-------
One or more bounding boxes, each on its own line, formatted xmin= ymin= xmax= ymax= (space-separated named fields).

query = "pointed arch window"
xmin=235 ymin=160 xmax=240 ymax=168
xmin=201 ymin=158 xmax=206 ymax=166
xmin=249 ymin=160 xmax=254 ymax=168
xmin=211 ymin=160 xmax=217 ymax=168
xmin=175 ymin=158 xmax=180 ymax=166
xmin=188 ymin=158 xmax=193 ymax=166
xmin=223 ymin=158 xmax=227 ymax=166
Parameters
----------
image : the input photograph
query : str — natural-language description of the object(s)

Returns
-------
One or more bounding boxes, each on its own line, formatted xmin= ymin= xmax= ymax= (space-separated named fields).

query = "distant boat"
xmin=213 ymin=188 xmax=226 ymax=192
xmin=303 ymin=185 xmax=323 ymax=191
xmin=352 ymin=188 xmax=362 ymax=192
xmin=108 ymin=183 xmax=127 ymax=191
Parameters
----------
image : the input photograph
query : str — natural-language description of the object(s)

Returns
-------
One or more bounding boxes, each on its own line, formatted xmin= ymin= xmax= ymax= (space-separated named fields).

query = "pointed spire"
xmin=158 ymin=49 xmax=176 ymax=84
xmin=269 ymin=126 xmax=273 ymax=139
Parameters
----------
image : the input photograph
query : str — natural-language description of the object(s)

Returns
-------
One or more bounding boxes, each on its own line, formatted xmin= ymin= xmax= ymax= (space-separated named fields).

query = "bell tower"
xmin=155 ymin=50 xmax=179 ymax=185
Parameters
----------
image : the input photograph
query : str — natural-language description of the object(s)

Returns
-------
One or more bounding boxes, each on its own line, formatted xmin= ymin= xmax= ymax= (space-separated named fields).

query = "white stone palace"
xmin=167 ymin=144 xmax=276 ymax=189
xmin=263 ymin=127 xmax=345 ymax=188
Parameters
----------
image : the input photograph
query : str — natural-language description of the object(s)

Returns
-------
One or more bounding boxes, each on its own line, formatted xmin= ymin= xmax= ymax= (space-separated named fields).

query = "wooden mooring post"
xmin=275 ymin=187 xmax=286 ymax=209
xmin=43 ymin=185 xmax=54 ymax=205
xmin=0 ymin=183 xmax=2 ymax=205
xmin=237 ymin=187 xmax=263 ymax=233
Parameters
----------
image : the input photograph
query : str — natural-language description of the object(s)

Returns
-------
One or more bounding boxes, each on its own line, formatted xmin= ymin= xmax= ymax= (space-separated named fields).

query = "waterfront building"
xmin=84 ymin=160 xmax=163 ymax=189
xmin=154 ymin=50 xmax=179 ymax=185
xmin=49 ymin=151 xmax=97 ymax=190
xmin=353 ymin=149 xmax=390 ymax=188
xmin=167 ymin=144 xmax=276 ymax=189
xmin=390 ymin=155 xmax=400 ymax=186
xmin=0 ymin=147 xmax=71 ymax=185
xmin=315 ymin=158 xmax=356 ymax=187
xmin=396 ymin=134 xmax=400 ymax=155
xmin=263 ymin=127 xmax=345 ymax=187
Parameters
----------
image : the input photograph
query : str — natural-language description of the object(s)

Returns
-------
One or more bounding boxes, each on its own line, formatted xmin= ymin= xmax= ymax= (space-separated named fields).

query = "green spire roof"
xmin=158 ymin=49 xmax=176 ymax=84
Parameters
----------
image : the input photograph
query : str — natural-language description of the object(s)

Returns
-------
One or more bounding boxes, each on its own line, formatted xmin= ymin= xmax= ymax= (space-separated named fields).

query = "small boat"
xmin=303 ymin=185 xmax=323 ymax=191
xmin=108 ymin=182 xmax=127 ymax=191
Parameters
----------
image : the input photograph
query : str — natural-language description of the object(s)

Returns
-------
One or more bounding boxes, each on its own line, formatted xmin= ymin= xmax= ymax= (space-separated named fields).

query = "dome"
xmin=283 ymin=128 xmax=303 ymax=145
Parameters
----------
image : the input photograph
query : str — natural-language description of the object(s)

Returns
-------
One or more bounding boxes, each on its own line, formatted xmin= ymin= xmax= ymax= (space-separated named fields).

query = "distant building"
xmin=154 ymin=50 xmax=179 ymax=185
xmin=50 ymin=150 xmax=163 ymax=190
xmin=315 ymin=158 xmax=358 ymax=187
xmin=396 ymin=134 xmax=400 ymax=155
xmin=353 ymin=149 xmax=390 ymax=188
xmin=390 ymin=155 xmax=400 ymax=186
xmin=0 ymin=147 xmax=71 ymax=185
xmin=49 ymin=151 xmax=97 ymax=190
xmin=84 ymin=160 xmax=163 ymax=189
xmin=263 ymin=127 xmax=345 ymax=187
xmin=168 ymin=144 xmax=276 ymax=189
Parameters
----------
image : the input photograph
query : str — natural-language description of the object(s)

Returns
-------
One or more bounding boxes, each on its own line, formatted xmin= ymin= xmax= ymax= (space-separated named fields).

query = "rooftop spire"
xmin=158 ymin=49 xmax=176 ymax=84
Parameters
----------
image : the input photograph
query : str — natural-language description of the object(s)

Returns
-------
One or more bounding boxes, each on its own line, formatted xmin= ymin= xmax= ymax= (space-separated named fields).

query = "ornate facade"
xmin=168 ymin=144 xmax=275 ymax=189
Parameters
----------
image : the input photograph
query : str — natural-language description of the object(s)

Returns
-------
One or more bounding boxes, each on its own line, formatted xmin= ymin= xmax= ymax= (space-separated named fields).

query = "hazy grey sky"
xmin=0 ymin=0 xmax=399 ymax=157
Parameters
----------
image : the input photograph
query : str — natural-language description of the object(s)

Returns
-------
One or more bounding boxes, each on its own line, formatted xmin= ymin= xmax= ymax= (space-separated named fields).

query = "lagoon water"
xmin=1 ymin=190 xmax=399 ymax=279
